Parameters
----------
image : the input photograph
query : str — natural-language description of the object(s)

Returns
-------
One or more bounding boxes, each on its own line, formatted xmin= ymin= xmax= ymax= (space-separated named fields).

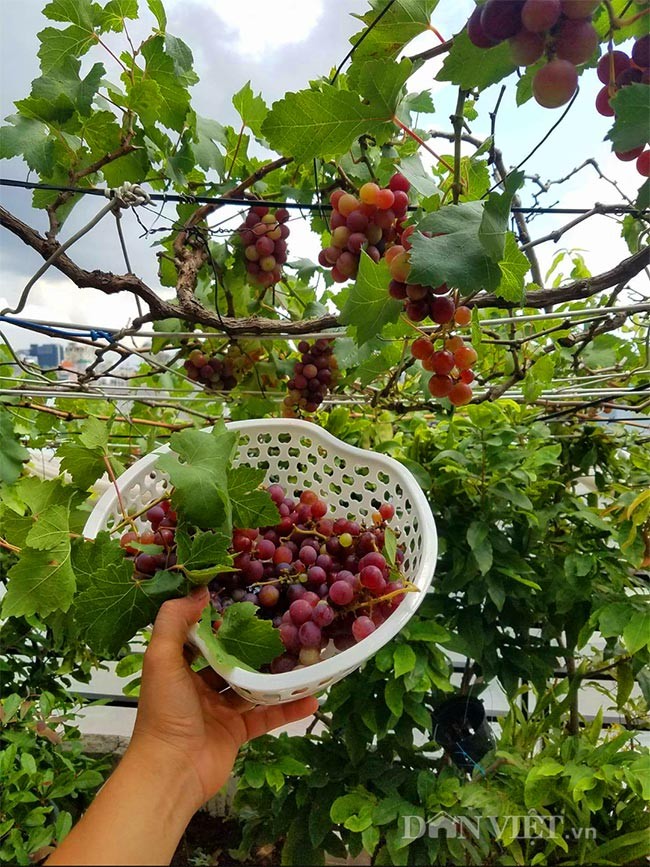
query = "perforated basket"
xmin=84 ymin=419 xmax=437 ymax=704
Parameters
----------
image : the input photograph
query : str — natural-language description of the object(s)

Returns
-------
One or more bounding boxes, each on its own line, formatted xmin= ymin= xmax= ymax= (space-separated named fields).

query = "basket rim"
xmin=83 ymin=418 xmax=437 ymax=692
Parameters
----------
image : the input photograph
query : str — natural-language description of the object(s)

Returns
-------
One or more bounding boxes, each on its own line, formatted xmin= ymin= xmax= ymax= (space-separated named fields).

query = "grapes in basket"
xmin=119 ymin=479 xmax=413 ymax=674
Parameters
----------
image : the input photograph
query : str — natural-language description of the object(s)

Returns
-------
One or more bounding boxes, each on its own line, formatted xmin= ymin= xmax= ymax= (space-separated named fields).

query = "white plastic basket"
xmin=84 ymin=419 xmax=437 ymax=704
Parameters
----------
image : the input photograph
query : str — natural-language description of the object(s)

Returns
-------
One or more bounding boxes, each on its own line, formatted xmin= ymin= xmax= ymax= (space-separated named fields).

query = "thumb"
xmin=149 ymin=586 xmax=209 ymax=658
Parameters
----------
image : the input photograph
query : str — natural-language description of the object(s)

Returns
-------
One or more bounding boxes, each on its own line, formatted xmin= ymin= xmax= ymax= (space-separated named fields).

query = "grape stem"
xmin=347 ymin=580 xmax=419 ymax=612
xmin=110 ymin=491 xmax=173 ymax=535
xmin=281 ymin=526 xmax=329 ymax=542
xmin=0 ymin=537 xmax=21 ymax=554
xmin=391 ymin=116 xmax=455 ymax=174
xmin=103 ymin=455 xmax=138 ymax=533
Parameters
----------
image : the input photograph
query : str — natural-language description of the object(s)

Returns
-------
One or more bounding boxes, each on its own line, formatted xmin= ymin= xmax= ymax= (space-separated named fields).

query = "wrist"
xmin=123 ymin=733 xmax=206 ymax=817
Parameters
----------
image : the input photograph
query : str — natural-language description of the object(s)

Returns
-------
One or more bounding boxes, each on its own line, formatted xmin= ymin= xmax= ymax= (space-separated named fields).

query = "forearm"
xmin=46 ymin=739 xmax=202 ymax=866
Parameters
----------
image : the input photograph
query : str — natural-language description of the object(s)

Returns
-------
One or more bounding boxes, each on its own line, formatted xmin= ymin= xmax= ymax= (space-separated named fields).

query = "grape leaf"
xmin=608 ymin=84 xmax=650 ymax=152
xmin=146 ymin=0 xmax=166 ymax=30
xmin=25 ymin=505 xmax=71 ymax=550
xmin=438 ymin=30 xmax=517 ymax=92
xmin=340 ymin=252 xmax=402 ymax=346
xmin=75 ymin=559 xmax=158 ymax=656
xmin=3 ymin=539 xmax=75 ymax=618
xmin=79 ymin=416 xmax=109 ymax=451
xmin=13 ymin=476 xmax=73 ymax=515
xmin=141 ymin=569 xmax=185 ymax=598
xmin=37 ymin=24 xmax=98 ymax=73
xmin=348 ymin=0 xmax=439 ymax=62
xmin=637 ymin=179 xmax=650 ymax=212
xmin=140 ymin=36 xmax=192 ymax=132
xmin=58 ymin=443 xmax=106 ymax=490
xmin=0 ymin=408 xmax=30 ymax=484
xmin=43 ymin=0 xmax=101 ymax=27
xmin=156 ymin=424 xmax=238 ymax=531
xmin=176 ymin=526 xmax=233 ymax=570
xmin=194 ymin=116 xmax=226 ymax=175
xmin=100 ymin=0 xmax=139 ymax=33
xmin=348 ymin=58 xmax=413 ymax=117
xmin=409 ymin=203 xmax=502 ymax=293
xmin=479 ymin=171 xmax=524 ymax=261
xmin=0 ymin=116 xmax=55 ymax=176
xmin=197 ymin=603 xmax=283 ymax=672
xmin=71 ymin=532 xmax=123 ymax=592
xmin=495 ymin=232 xmax=529 ymax=303
xmin=164 ymin=34 xmax=198 ymax=85
xmin=228 ymin=466 xmax=280 ymax=530
xmin=383 ymin=527 xmax=397 ymax=567
xmin=396 ymin=153 xmax=441 ymax=198
xmin=522 ymin=354 xmax=555 ymax=402
xmin=262 ymin=85 xmax=396 ymax=163
xmin=233 ymin=81 xmax=268 ymax=139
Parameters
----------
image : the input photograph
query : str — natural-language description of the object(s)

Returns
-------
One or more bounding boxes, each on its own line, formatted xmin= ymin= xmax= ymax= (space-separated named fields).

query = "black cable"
xmin=0 ymin=178 xmax=645 ymax=216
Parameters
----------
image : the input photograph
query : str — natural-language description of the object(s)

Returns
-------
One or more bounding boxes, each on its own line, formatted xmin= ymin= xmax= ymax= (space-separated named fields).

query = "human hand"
xmin=129 ymin=587 xmax=318 ymax=811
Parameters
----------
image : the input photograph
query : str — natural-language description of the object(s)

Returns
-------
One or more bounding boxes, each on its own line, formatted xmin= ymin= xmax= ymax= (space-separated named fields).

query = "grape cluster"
xmin=120 ymin=500 xmax=178 ymax=576
xmin=595 ymin=36 xmax=650 ymax=175
xmin=183 ymin=344 xmax=256 ymax=392
xmin=318 ymin=174 xmax=411 ymax=281
xmin=283 ymin=339 xmax=338 ymax=416
xmin=467 ymin=0 xmax=601 ymax=109
xmin=214 ymin=486 xmax=407 ymax=672
xmin=235 ymin=205 xmax=291 ymax=288
xmin=412 ymin=332 xmax=477 ymax=407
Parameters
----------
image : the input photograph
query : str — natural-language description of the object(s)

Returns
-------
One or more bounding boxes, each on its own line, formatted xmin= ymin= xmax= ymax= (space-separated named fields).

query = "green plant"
xmin=0 ymin=691 xmax=110 ymax=866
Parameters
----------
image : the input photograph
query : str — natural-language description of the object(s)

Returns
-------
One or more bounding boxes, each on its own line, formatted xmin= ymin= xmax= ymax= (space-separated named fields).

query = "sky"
xmin=0 ymin=0 xmax=644 ymax=353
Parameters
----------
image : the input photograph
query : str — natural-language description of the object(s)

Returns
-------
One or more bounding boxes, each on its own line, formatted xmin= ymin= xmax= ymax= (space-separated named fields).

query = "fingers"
xmin=148 ymin=587 xmax=209 ymax=663
xmin=243 ymin=696 xmax=318 ymax=740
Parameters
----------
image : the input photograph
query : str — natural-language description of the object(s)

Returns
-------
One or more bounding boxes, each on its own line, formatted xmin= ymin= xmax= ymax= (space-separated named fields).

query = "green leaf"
xmin=636 ymin=178 xmax=650 ymax=211
xmin=495 ymin=232 xmax=529 ymax=303
xmin=75 ymin=560 xmax=158 ymax=656
xmin=141 ymin=569 xmax=185 ymax=598
xmin=194 ymin=116 xmax=226 ymax=175
xmin=623 ymin=611 xmax=650 ymax=655
xmin=58 ymin=443 xmax=105 ymax=490
xmin=25 ymin=505 xmax=70 ymax=550
xmin=466 ymin=521 xmax=492 ymax=575
xmin=608 ymin=84 xmax=650 ymax=152
xmin=262 ymin=84 xmax=395 ymax=163
xmin=79 ymin=416 xmax=108 ymax=451
xmin=3 ymin=539 xmax=75 ymax=619
xmin=588 ymin=829 xmax=650 ymax=864
xmin=232 ymin=81 xmax=268 ymax=138
xmin=71 ymin=532 xmax=123 ymax=592
xmin=393 ymin=644 xmax=416 ymax=677
xmin=43 ymin=0 xmax=101 ymax=27
xmin=522 ymin=353 xmax=555 ymax=402
xmin=0 ymin=408 xmax=30 ymax=484
xmin=349 ymin=58 xmax=413 ymax=117
xmin=157 ymin=424 xmax=237 ymax=530
xmin=0 ymin=116 xmax=55 ymax=175
xmin=396 ymin=153 xmax=442 ymax=198
xmin=409 ymin=203 xmax=502 ymax=293
xmin=385 ymin=678 xmax=404 ymax=717
xmin=100 ymin=0 xmax=138 ymax=32
xmin=383 ymin=527 xmax=397 ymax=566
xmin=227 ymin=466 xmax=279 ymax=530
xmin=348 ymin=0 xmax=439 ymax=63
xmin=479 ymin=171 xmax=524 ymax=261
xmin=439 ymin=30 xmax=517 ymax=92
xmin=140 ymin=36 xmax=192 ymax=132
xmin=146 ymin=0 xmax=166 ymax=29
xmin=176 ymin=527 xmax=233 ymax=571
xmin=340 ymin=253 xmax=402 ymax=345
xmin=37 ymin=24 xmax=98 ymax=74
xmin=197 ymin=603 xmax=282 ymax=671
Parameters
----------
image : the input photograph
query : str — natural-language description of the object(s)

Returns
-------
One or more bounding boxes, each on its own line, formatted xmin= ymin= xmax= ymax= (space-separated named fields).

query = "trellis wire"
xmin=1 ymin=178 xmax=646 ymax=217
xmin=3 ymin=303 xmax=647 ymax=344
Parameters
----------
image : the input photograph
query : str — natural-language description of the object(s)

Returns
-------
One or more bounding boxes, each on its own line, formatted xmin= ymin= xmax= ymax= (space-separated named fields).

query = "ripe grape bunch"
xmin=595 ymin=35 xmax=650 ymax=176
xmin=235 ymin=205 xmax=291 ymax=288
xmin=119 ymin=488 xmax=412 ymax=674
xmin=467 ymin=0 xmax=602 ymax=109
xmin=318 ymin=173 xmax=411 ymax=281
xmin=183 ymin=343 xmax=255 ymax=392
xmin=283 ymin=339 xmax=338 ymax=416
xmin=119 ymin=500 xmax=179 ymax=576
xmin=218 ymin=486 xmax=409 ymax=673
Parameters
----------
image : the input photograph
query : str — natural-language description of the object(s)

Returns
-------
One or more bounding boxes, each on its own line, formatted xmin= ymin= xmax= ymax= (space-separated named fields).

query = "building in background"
xmin=25 ymin=343 xmax=65 ymax=369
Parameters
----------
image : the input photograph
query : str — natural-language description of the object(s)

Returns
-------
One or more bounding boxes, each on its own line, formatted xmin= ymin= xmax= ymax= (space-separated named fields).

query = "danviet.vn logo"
xmin=403 ymin=812 xmax=597 ymax=841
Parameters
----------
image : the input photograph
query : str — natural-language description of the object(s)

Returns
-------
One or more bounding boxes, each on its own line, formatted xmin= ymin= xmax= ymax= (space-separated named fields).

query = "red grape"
xmin=532 ymin=59 xmax=578 ymax=108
